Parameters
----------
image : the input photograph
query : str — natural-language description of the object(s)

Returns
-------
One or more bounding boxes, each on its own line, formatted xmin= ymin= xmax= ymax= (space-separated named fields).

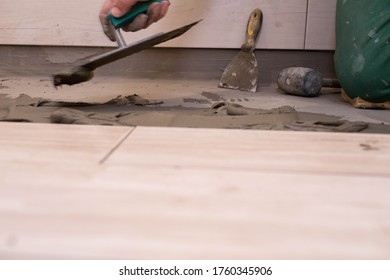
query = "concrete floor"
xmin=1 ymin=46 xmax=388 ymax=126
xmin=1 ymin=75 xmax=389 ymax=125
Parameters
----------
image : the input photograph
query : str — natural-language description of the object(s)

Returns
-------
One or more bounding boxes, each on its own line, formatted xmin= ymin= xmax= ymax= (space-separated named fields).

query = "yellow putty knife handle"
xmin=242 ymin=9 xmax=263 ymax=51
xmin=109 ymin=0 xmax=162 ymax=29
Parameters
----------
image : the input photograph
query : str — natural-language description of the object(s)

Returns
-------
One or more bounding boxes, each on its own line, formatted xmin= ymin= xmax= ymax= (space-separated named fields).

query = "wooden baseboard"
xmin=0 ymin=46 xmax=336 ymax=86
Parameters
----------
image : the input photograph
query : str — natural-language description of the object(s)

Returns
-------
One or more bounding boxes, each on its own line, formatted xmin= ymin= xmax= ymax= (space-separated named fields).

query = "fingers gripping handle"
xmin=242 ymin=9 xmax=263 ymax=51
xmin=109 ymin=0 xmax=162 ymax=29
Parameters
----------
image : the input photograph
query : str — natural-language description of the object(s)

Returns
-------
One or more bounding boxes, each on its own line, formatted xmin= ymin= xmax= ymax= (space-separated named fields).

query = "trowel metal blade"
xmin=82 ymin=20 xmax=202 ymax=71
xmin=218 ymin=50 xmax=258 ymax=93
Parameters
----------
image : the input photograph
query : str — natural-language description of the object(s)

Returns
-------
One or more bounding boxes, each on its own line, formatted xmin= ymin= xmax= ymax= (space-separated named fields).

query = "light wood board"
xmin=0 ymin=0 xmax=308 ymax=49
xmin=0 ymin=123 xmax=389 ymax=259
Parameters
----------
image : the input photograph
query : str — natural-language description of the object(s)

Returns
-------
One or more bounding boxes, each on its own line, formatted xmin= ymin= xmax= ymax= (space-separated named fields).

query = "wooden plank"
xmin=0 ymin=122 xmax=134 ymax=215
xmin=0 ymin=122 xmax=133 ymax=166
xmin=103 ymin=127 xmax=390 ymax=177
xmin=0 ymin=0 xmax=307 ymax=49
xmin=1 ymin=124 xmax=390 ymax=259
xmin=305 ymin=0 xmax=337 ymax=50
xmin=2 ymin=173 xmax=389 ymax=259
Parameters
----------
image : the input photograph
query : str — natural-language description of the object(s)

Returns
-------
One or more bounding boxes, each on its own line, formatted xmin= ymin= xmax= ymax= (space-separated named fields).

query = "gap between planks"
xmin=99 ymin=128 xmax=136 ymax=165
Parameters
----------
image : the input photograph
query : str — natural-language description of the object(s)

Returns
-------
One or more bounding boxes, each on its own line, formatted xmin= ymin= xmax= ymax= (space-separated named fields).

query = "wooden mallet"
xmin=277 ymin=67 xmax=340 ymax=97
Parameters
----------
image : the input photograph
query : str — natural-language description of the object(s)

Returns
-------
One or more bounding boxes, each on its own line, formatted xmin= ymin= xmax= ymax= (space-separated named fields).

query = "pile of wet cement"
xmin=1 ymin=93 xmax=389 ymax=133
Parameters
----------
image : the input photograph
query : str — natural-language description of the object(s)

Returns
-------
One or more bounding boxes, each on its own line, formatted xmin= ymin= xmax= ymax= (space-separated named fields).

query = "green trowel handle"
xmin=109 ymin=0 xmax=162 ymax=29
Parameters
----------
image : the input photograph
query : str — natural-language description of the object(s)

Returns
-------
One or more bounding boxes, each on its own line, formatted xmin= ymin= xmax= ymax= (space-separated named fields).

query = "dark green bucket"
xmin=334 ymin=0 xmax=390 ymax=103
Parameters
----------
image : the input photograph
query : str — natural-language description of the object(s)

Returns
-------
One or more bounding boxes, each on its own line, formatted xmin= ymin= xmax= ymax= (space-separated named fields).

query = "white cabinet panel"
xmin=0 ymin=0 xmax=307 ymax=49
xmin=305 ymin=0 xmax=337 ymax=50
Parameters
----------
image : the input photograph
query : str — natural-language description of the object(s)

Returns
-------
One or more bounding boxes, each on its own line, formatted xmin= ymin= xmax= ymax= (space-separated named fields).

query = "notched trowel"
xmin=53 ymin=0 xmax=201 ymax=87
xmin=219 ymin=9 xmax=263 ymax=92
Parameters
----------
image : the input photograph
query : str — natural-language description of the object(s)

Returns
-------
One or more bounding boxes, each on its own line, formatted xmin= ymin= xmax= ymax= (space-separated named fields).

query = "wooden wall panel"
xmin=0 ymin=0 xmax=307 ymax=49
xmin=305 ymin=0 xmax=337 ymax=50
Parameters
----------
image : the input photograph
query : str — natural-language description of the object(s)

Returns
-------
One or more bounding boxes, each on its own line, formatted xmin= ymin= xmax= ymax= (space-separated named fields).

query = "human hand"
xmin=100 ymin=0 xmax=170 ymax=41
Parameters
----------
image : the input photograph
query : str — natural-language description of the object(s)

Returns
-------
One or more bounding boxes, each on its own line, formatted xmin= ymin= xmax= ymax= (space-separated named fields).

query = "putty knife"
xmin=53 ymin=0 xmax=201 ymax=86
xmin=219 ymin=9 xmax=263 ymax=92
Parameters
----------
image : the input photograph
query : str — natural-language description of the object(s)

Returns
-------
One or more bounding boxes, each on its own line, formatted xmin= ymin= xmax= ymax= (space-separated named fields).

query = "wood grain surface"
xmin=0 ymin=123 xmax=389 ymax=259
xmin=0 ymin=0 xmax=309 ymax=49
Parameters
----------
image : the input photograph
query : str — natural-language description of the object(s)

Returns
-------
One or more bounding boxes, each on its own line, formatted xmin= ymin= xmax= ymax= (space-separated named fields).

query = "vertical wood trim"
xmin=305 ymin=0 xmax=337 ymax=50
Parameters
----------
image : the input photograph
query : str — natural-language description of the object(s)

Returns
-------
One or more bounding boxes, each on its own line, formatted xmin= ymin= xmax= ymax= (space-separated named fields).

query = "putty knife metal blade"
xmin=52 ymin=0 xmax=201 ymax=87
xmin=82 ymin=20 xmax=201 ymax=71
